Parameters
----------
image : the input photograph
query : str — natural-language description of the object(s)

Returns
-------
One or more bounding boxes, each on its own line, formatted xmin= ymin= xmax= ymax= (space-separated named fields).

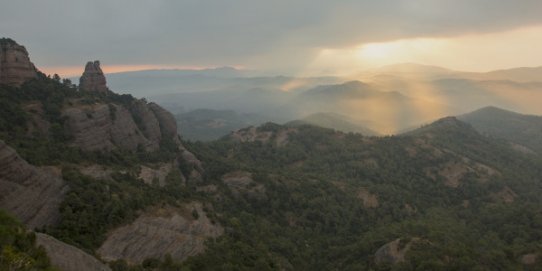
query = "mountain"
xmin=292 ymin=81 xmax=449 ymax=134
xmin=474 ymin=66 xmax=542 ymax=82
xmin=0 ymin=39 xmax=213 ymax=270
xmin=362 ymin=63 xmax=542 ymax=83
xmin=103 ymin=67 xmax=340 ymax=98
xmin=3 ymin=39 xmax=542 ymax=270
xmin=364 ymin=63 xmax=458 ymax=80
xmin=459 ymin=106 xmax=542 ymax=155
xmin=176 ymin=109 xmax=267 ymax=141
xmin=184 ymin=118 xmax=542 ymax=270
xmin=287 ymin=112 xmax=379 ymax=136
xmin=0 ymin=37 xmax=38 ymax=86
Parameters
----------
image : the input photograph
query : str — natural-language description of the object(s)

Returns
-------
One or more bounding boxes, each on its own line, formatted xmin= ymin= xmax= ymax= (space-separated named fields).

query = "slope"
xmin=459 ymin=106 xmax=542 ymax=155
xmin=181 ymin=119 xmax=542 ymax=270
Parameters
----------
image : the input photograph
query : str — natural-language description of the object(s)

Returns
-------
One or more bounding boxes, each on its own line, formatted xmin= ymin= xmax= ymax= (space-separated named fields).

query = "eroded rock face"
xmin=222 ymin=171 xmax=266 ymax=199
xmin=138 ymin=162 xmax=179 ymax=187
xmin=64 ymin=103 xmax=146 ymax=151
xmin=149 ymin=103 xmax=181 ymax=144
xmin=63 ymin=103 xmax=164 ymax=152
xmin=98 ymin=203 xmax=223 ymax=265
xmin=36 ymin=233 xmax=111 ymax=271
xmin=230 ymin=126 xmax=297 ymax=147
xmin=374 ymin=238 xmax=417 ymax=265
xmin=132 ymin=100 xmax=162 ymax=143
xmin=79 ymin=60 xmax=108 ymax=92
xmin=0 ymin=38 xmax=38 ymax=86
xmin=0 ymin=140 xmax=67 ymax=229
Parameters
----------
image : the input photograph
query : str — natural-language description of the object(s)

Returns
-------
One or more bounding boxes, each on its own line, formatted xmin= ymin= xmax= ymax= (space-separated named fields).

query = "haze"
xmin=2 ymin=0 xmax=542 ymax=136
xmin=2 ymin=0 xmax=542 ymax=76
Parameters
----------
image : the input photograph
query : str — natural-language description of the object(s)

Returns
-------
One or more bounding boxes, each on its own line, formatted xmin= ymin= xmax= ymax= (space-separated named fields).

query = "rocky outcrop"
xmin=62 ymin=103 xmax=165 ymax=152
xmin=222 ymin=171 xmax=266 ymax=199
xmin=139 ymin=162 xmax=178 ymax=187
xmin=131 ymin=100 xmax=162 ymax=144
xmin=230 ymin=125 xmax=297 ymax=147
xmin=36 ymin=233 xmax=111 ymax=271
xmin=98 ymin=203 xmax=223 ymax=265
xmin=0 ymin=140 xmax=67 ymax=229
xmin=23 ymin=102 xmax=50 ymax=137
xmin=424 ymin=158 xmax=499 ymax=188
xmin=79 ymin=61 xmax=107 ymax=92
xmin=521 ymin=253 xmax=538 ymax=265
xmin=63 ymin=103 xmax=147 ymax=151
xmin=0 ymin=38 xmax=38 ymax=86
xmin=357 ymin=188 xmax=379 ymax=208
xmin=374 ymin=238 xmax=417 ymax=265
xmin=148 ymin=102 xmax=182 ymax=145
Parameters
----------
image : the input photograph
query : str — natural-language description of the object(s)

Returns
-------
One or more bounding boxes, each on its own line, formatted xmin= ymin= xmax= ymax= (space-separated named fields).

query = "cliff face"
xmin=79 ymin=60 xmax=108 ymax=92
xmin=62 ymin=101 xmax=184 ymax=152
xmin=0 ymin=140 xmax=67 ymax=229
xmin=36 ymin=233 xmax=112 ymax=271
xmin=0 ymin=38 xmax=38 ymax=86
xmin=98 ymin=203 xmax=223 ymax=264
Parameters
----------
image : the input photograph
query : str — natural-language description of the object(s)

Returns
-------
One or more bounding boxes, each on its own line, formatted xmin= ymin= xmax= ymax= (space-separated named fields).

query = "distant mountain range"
xmin=96 ymin=63 xmax=542 ymax=136
xmin=459 ymin=106 xmax=542 ymax=155
xmin=362 ymin=62 xmax=542 ymax=82
xmin=287 ymin=112 xmax=379 ymax=136
xmin=176 ymin=109 xmax=267 ymax=141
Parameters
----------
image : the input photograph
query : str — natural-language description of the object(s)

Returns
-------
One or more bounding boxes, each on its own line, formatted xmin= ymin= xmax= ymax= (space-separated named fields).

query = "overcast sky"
xmin=2 ymin=0 xmax=542 ymax=76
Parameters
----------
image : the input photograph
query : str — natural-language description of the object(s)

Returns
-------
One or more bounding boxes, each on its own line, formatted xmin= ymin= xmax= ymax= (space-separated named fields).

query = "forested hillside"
xmin=179 ymin=120 xmax=542 ymax=270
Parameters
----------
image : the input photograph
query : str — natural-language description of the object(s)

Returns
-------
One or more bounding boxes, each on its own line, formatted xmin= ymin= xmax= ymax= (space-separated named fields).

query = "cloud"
xmin=1 ymin=0 xmax=542 ymax=73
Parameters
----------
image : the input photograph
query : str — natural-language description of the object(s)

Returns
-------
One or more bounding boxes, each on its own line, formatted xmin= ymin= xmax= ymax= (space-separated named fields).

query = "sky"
xmin=2 ymin=0 xmax=542 ymax=77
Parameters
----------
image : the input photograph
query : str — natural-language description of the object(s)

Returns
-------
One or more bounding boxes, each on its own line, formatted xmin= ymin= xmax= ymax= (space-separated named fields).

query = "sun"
xmin=357 ymin=42 xmax=401 ymax=60
xmin=356 ymin=38 xmax=444 ymax=67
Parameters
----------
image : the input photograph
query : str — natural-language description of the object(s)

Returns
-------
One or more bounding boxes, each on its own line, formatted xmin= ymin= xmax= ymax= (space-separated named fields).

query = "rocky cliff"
xmin=79 ymin=60 xmax=108 ymax=92
xmin=63 ymin=62 xmax=189 ymax=152
xmin=0 ymin=38 xmax=38 ymax=86
xmin=98 ymin=203 xmax=223 ymax=265
xmin=36 ymin=233 xmax=111 ymax=271
xmin=0 ymin=140 xmax=67 ymax=229
xmin=62 ymin=100 xmax=191 ymax=154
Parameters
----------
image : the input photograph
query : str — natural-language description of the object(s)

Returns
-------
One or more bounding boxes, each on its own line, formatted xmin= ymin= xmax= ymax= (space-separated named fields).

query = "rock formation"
xmin=63 ymin=103 xmax=157 ymax=151
xmin=221 ymin=171 xmax=266 ymax=199
xmin=0 ymin=38 xmax=38 ymax=86
xmin=36 ymin=233 xmax=112 ymax=271
xmin=0 ymin=140 xmax=67 ymax=229
xmin=374 ymin=238 xmax=418 ymax=265
xmin=79 ymin=60 xmax=108 ymax=92
xmin=98 ymin=203 xmax=223 ymax=265
xmin=61 ymin=100 xmax=188 ymax=153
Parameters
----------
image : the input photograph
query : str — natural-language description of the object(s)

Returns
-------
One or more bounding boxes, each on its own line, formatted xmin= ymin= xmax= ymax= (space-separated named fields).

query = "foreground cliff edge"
xmin=0 ymin=38 xmax=217 ymax=270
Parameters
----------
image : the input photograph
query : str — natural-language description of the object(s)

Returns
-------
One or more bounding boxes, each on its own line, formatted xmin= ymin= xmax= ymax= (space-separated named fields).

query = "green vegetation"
xmin=177 ymin=122 xmax=542 ymax=270
xmin=2 ymin=76 xmax=542 ymax=270
xmin=176 ymin=109 xmax=265 ymax=141
xmin=0 ymin=210 xmax=57 ymax=270
xmin=0 ymin=75 xmax=178 ymax=166
xmin=44 ymin=167 xmax=191 ymax=251
xmin=0 ymin=76 xmax=195 ymax=258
